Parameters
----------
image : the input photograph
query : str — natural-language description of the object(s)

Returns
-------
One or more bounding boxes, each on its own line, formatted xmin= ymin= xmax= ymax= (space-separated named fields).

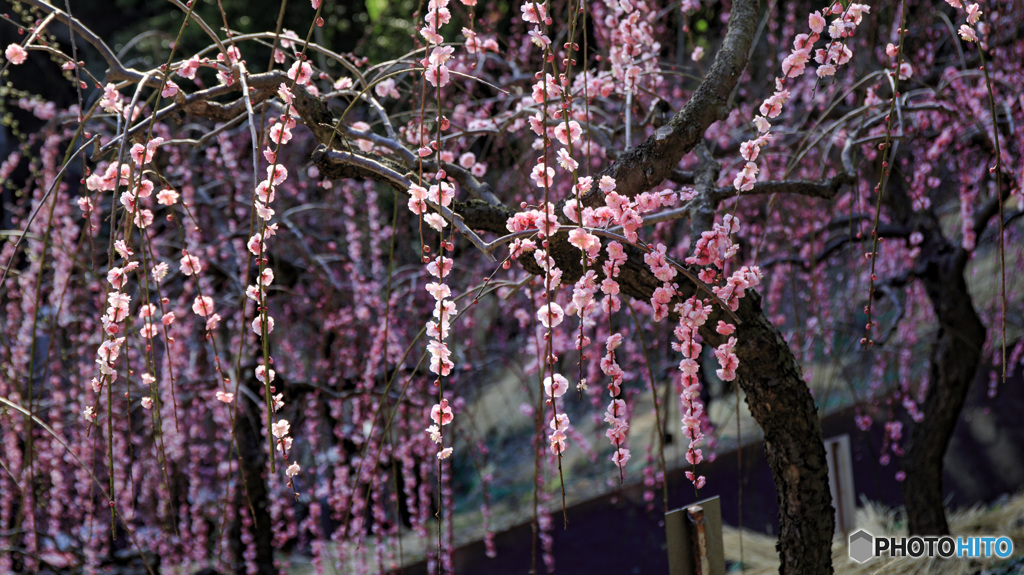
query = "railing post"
xmin=825 ymin=434 xmax=856 ymax=536
xmin=665 ymin=496 xmax=725 ymax=575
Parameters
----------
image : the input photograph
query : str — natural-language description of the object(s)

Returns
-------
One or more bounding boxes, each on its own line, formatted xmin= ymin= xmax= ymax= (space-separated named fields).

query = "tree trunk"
xmin=881 ymin=174 xmax=988 ymax=536
xmin=617 ymin=251 xmax=837 ymax=572
xmin=235 ymin=389 xmax=276 ymax=575
xmin=729 ymin=292 xmax=835 ymax=573
xmin=903 ymin=250 xmax=985 ymax=535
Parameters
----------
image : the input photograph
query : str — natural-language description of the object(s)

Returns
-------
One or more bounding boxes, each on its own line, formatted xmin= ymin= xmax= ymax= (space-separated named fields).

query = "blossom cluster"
xmin=409 ymin=181 xmax=455 ymax=232
xmin=425 ymin=263 xmax=457 ymax=379
xmin=604 ymin=398 xmax=631 ymax=470
xmin=519 ymin=0 xmax=553 ymax=52
xmin=599 ymin=242 xmax=628 ymax=315
xmin=545 ymin=374 xmax=570 ymax=455
xmin=673 ymin=296 xmax=711 ymax=489
xmin=593 ymin=0 xmax=662 ymax=93
xmin=83 ymin=134 xmax=181 ymax=414
xmin=735 ymin=3 xmax=871 ymax=192
xmin=248 ymin=59 xmax=324 ymax=481
xmin=506 ymin=163 xmax=684 ymax=472
xmin=947 ymin=0 xmax=985 ymax=44
xmin=669 ymin=214 xmax=761 ymax=489
xmin=601 ymin=334 xmax=631 ymax=470
xmin=427 ymin=398 xmax=455 ymax=460
xmin=418 ymin=0 xmax=478 ymax=88
xmin=412 ymin=0 xmax=479 ymax=460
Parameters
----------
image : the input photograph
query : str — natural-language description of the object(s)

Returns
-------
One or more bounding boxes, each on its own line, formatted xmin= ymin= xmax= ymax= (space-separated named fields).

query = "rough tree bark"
xmin=728 ymin=295 xmax=836 ymax=572
xmin=903 ymin=247 xmax=985 ymax=535
xmin=884 ymin=180 xmax=987 ymax=535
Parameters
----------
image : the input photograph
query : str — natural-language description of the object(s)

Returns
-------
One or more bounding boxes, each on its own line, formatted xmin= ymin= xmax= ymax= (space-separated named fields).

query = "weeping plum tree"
xmin=1 ymin=0 xmax=1021 ymax=572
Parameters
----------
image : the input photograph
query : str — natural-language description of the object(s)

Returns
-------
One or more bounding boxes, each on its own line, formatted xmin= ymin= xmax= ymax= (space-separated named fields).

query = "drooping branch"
xmin=709 ymin=173 xmax=856 ymax=204
xmin=19 ymin=0 xmax=136 ymax=82
xmin=759 ymin=222 xmax=912 ymax=270
xmin=312 ymin=145 xmax=496 ymax=261
xmin=614 ymin=246 xmax=835 ymax=575
xmin=98 ymin=71 xmax=335 ymax=154
xmin=21 ymin=0 xmax=226 ymax=84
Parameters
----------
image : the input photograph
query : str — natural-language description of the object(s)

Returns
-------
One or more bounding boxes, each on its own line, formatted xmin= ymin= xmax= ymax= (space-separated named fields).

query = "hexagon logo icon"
xmin=849 ymin=529 xmax=874 ymax=564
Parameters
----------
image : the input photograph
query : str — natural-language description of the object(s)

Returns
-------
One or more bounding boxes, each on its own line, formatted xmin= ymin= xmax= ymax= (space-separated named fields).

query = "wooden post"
xmin=825 ymin=434 xmax=856 ymax=536
xmin=666 ymin=496 xmax=725 ymax=575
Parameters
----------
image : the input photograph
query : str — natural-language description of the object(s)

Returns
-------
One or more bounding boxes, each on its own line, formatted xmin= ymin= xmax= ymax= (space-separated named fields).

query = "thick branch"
xmin=312 ymin=145 xmax=496 ymax=260
xmin=758 ymin=222 xmax=911 ymax=270
xmin=453 ymin=199 xmax=516 ymax=235
xmin=98 ymin=71 xmax=333 ymax=155
xmin=709 ymin=173 xmax=856 ymax=204
xmin=578 ymin=0 xmax=758 ymax=207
